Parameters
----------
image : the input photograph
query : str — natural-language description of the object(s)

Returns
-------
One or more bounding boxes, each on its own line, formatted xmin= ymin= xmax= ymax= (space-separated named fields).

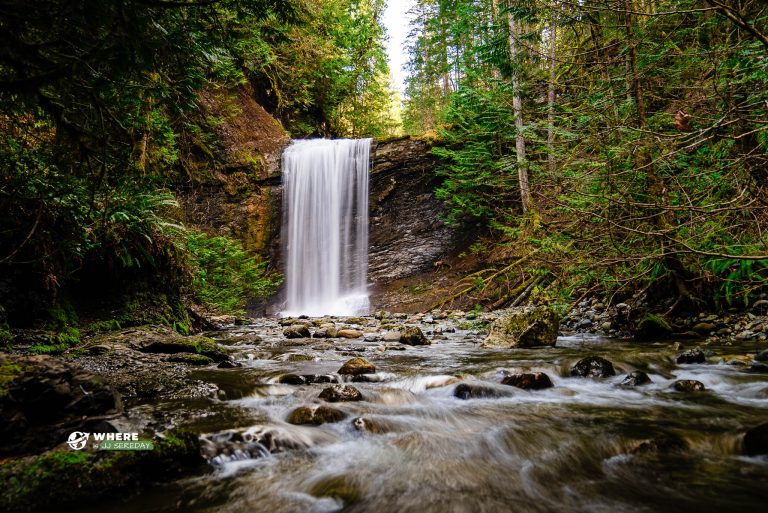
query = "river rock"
xmin=483 ymin=306 xmax=558 ymax=348
xmin=631 ymin=434 xmax=688 ymax=454
xmin=673 ymin=379 xmax=706 ymax=392
xmin=319 ymin=384 xmax=363 ymax=402
xmin=743 ymin=422 xmax=768 ymax=456
xmin=287 ymin=406 xmax=347 ymax=425
xmin=383 ymin=330 xmax=402 ymax=342
xmin=501 ymin=372 xmax=554 ymax=390
xmin=570 ymin=356 xmax=616 ymax=378
xmin=752 ymin=300 xmax=768 ymax=314
xmin=337 ymin=329 xmax=363 ymax=339
xmin=692 ymin=322 xmax=717 ymax=335
xmin=754 ymin=349 xmax=768 ymax=362
xmin=136 ymin=335 xmax=230 ymax=362
xmin=0 ymin=354 xmax=123 ymax=456
xmin=676 ymin=348 xmax=706 ymax=364
xmin=454 ymin=383 xmax=508 ymax=399
xmin=399 ymin=326 xmax=430 ymax=345
xmin=338 ymin=357 xmax=376 ymax=376
xmin=619 ymin=371 xmax=652 ymax=387
xmin=283 ymin=325 xmax=311 ymax=339
xmin=635 ymin=314 xmax=672 ymax=341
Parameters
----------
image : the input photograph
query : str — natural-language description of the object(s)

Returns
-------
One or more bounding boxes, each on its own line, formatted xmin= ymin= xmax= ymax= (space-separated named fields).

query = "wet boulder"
xmin=338 ymin=357 xmax=376 ymax=376
xmin=676 ymin=348 xmax=706 ymax=364
xmin=287 ymin=406 xmax=347 ymax=425
xmin=337 ymin=329 xmax=363 ymax=339
xmin=570 ymin=356 xmax=616 ymax=378
xmin=673 ymin=379 xmax=706 ymax=392
xmin=483 ymin=306 xmax=559 ymax=348
xmin=454 ymin=383 xmax=509 ymax=400
xmin=319 ymin=384 xmax=363 ymax=402
xmin=743 ymin=422 xmax=768 ymax=456
xmin=283 ymin=325 xmax=311 ymax=339
xmin=619 ymin=371 xmax=652 ymax=387
xmin=501 ymin=372 xmax=554 ymax=390
xmin=754 ymin=349 xmax=768 ymax=362
xmin=399 ymin=327 xmax=430 ymax=346
xmin=634 ymin=314 xmax=673 ymax=341
xmin=135 ymin=335 xmax=230 ymax=362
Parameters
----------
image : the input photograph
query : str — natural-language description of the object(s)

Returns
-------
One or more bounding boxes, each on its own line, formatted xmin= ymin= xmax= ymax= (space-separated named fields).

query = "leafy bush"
xmin=185 ymin=232 xmax=282 ymax=315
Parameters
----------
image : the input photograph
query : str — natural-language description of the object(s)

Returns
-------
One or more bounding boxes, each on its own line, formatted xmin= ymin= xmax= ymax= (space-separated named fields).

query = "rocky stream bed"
xmin=2 ymin=309 xmax=768 ymax=513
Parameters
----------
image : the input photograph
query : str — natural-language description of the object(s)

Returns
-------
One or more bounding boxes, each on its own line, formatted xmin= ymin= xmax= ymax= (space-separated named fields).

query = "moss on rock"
xmin=0 ymin=430 xmax=205 ymax=513
xmin=483 ymin=306 xmax=559 ymax=348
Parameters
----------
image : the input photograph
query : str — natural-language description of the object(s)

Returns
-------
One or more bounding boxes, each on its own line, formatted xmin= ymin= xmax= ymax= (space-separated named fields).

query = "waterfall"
xmin=281 ymin=138 xmax=371 ymax=316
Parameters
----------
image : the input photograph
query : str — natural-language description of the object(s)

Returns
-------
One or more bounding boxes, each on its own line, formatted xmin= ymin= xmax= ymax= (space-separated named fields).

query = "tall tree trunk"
xmin=507 ymin=5 xmax=530 ymax=211
xmin=547 ymin=9 xmax=557 ymax=182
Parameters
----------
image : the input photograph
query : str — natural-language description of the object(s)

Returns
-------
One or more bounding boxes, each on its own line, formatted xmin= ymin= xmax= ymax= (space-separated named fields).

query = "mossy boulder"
xmin=287 ymin=406 xmax=347 ymax=425
xmin=167 ymin=354 xmax=215 ymax=366
xmin=483 ymin=306 xmax=559 ymax=348
xmin=0 ymin=354 xmax=122 ymax=456
xmin=135 ymin=336 xmax=229 ymax=362
xmin=635 ymin=314 xmax=672 ymax=341
xmin=399 ymin=327 xmax=430 ymax=346
xmin=0 ymin=429 xmax=205 ymax=513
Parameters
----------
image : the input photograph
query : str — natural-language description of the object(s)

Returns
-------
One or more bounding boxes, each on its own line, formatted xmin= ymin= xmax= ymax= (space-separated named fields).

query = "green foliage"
xmin=404 ymin=0 xmax=768 ymax=309
xmin=0 ymin=360 xmax=23 ymax=397
xmin=186 ymin=232 xmax=282 ymax=315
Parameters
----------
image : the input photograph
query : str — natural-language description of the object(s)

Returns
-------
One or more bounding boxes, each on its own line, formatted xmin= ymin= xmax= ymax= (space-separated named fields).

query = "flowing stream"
xmin=281 ymin=139 xmax=371 ymax=317
xmin=88 ymin=315 xmax=768 ymax=513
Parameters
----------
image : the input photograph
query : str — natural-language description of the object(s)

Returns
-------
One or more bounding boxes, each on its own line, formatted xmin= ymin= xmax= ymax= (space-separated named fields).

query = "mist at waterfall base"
xmin=281 ymin=139 xmax=372 ymax=317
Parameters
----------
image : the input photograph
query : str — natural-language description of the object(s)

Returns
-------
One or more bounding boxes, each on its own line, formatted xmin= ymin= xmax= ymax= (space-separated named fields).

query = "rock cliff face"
xmin=176 ymin=86 xmax=289 ymax=258
xmin=368 ymin=137 xmax=461 ymax=283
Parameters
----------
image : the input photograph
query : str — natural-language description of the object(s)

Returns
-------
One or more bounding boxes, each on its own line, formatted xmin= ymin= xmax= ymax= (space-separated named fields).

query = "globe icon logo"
xmin=67 ymin=431 xmax=90 ymax=450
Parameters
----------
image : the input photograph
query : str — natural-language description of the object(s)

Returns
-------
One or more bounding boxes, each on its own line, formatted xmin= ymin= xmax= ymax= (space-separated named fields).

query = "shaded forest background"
xmin=402 ymin=0 xmax=767 ymax=313
xmin=0 ymin=0 xmax=767 ymax=350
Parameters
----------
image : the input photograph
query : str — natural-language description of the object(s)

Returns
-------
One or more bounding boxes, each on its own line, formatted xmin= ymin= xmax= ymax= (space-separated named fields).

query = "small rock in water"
xmin=754 ymin=349 xmax=768 ymax=362
xmin=570 ymin=356 xmax=616 ymax=378
xmin=630 ymin=434 xmax=688 ymax=455
xmin=501 ymin=372 xmax=554 ymax=390
xmin=352 ymin=417 xmax=398 ymax=434
xmin=399 ymin=326 xmax=430 ymax=346
xmin=278 ymin=373 xmax=306 ymax=385
xmin=283 ymin=324 xmax=310 ymax=339
xmin=287 ymin=406 xmax=346 ymax=425
xmin=692 ymin=322 xmax=716 ymax=335
xmin=217 ymin=360 xmax=242 ymax=369
xmin=337 ymin=329 xmax=363 ymax=339
xmin=673 ymin=379 xmax=706 ymax=392
xmin=319 ymin=384 xmax=363 ymax=402
xmin=743 ymin=422 xmax=768 ymax=456
xmin=338 ymin=357 xmax=376 ymax=376
xmin=454 ymin=383 xmax=508 ymax=399
xmin=619 ymin=371 xmax=652 ymax=387
xmin=676 ymin=348 xmax=706 ymax=364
